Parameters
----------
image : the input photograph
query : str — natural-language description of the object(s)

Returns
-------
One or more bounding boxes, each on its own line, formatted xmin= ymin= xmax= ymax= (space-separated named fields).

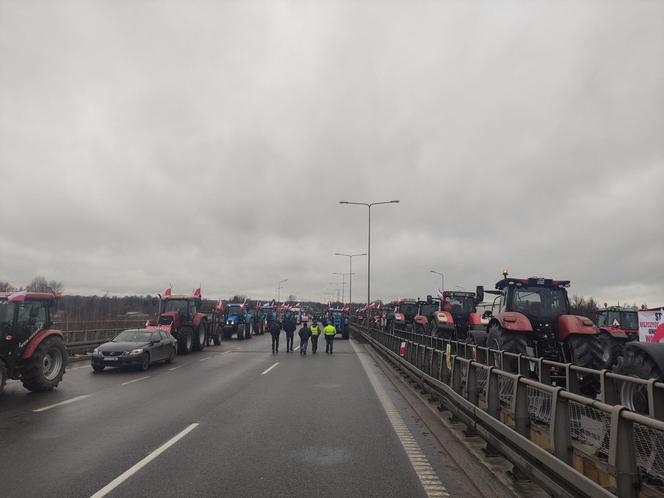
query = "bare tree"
xmin=0 ymin=281 xmax=14 ymax=292
xmin=26 ymin=276 xmax=64 ymax=293
xmin=570 ymin=295 xmax=599 ymax=320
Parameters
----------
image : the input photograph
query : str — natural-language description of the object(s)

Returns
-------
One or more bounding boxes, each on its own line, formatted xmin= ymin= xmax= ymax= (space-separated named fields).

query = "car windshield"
xmin=419 ymin=304 xmax=439 ymax=316
xmin=114 ymin=330 xmax=153 ymax=342
xmin=444 ymin=297 xmax=475 ymax=315
xmin=511 ymin=286 xmax=569 ymax=318
xmin=163 ymin=300 xmax=189 ymax=315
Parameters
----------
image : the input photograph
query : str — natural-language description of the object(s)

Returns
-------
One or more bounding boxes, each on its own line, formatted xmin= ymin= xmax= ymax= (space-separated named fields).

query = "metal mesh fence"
xmin=633 ymin=423 xmax=664 ymax=482
xmin=569 ymin=401 xmax=610 ymax=455
xmin=475 ymin=367 xmax=488 ymax=397
xmin=527 ymin=386 xmax=552 ymax=425
xmin=499 ymin=376 xmax=514 ymax=406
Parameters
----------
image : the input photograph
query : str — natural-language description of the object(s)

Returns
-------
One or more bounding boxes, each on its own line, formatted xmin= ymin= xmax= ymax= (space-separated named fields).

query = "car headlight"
xmin=129 ymin=348 xmax=144 ymax=355
xmin=93 ymin=348 xmax=102 ymax=356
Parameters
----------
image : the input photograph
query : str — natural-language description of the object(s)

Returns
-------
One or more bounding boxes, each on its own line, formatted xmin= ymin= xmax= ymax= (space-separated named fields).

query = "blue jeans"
xmin=325 ymin=335 xmax=334 ymax=353
xmin=300 ymin=338 xmax=308 ymax=353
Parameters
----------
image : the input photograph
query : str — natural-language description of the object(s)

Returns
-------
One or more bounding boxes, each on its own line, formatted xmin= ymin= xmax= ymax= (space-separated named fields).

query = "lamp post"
xmin=335 ymin=252 xmax=366 ymax=311
xmin=277 ymin=278 xmax=288 ymax=302
xmin=430 ymin=270 xmax=444 ymax=292
xmin=339 ymin=200 xmax=399 ymax=309
xmin=332 ymin=272 xmax=356 ymax=304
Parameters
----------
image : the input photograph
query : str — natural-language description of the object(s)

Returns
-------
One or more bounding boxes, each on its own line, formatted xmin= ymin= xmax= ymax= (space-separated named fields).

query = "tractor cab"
xmin=159 ymin=296 xmax=200 ymax=326
xmin=596 ymin=306 xmax=639 ymax=335
xmin=0 ymin=292 xmax=55 ymax=355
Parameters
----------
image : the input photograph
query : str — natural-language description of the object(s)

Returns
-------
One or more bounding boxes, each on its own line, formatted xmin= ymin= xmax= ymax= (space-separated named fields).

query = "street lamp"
xmin=339 ymin=200 xmax=399 ymax=309
xmin=430 ymin=270 xmax=444 ymax=292
xmin=335 ymin=252 xmax=366 ymax=310
xmin=276 ymin=278 xmax=288 ymax=302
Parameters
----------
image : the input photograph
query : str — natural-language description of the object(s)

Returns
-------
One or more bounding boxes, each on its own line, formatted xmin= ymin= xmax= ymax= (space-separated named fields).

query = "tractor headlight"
xmin=129 ymin=348 xmax=144 ymax=356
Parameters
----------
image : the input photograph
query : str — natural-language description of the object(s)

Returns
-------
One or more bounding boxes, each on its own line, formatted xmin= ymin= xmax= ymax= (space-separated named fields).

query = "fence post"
xmin=486 ymin=367 xmax=500 ymax=420
xmin=511 ymin=376 xmax=530 ymax=438
xmin=549 ymin=387 xmax=572 ymax=465
xmin=608 ymin=405 xmax=639 ymax=498
xmin=538 ymin=358 xmax=551 ymax=385
xmin=467 ymin=363 xmax=479 ymax=406
xmin=647 ymin=380 xmax=664 ymax=420
xmin=565 ymin=364 xmax=581 ymax=394
xmin=600 ymin=370 xmax=620 ymax=406
xmin=451 ymin=357 xmax=462 ymax=394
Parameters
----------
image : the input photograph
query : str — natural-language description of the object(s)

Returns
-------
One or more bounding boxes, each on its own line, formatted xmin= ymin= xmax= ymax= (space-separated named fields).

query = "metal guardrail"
xmin=389 ymin=326 xmax=664 ymax=420
xmin=357 ymin=324 xmax=664 ymax=498
xmin=61 ymin=321 xmax=146 ymax=355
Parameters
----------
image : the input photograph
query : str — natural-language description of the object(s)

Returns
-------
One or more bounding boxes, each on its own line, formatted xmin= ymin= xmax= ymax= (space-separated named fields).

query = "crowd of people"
xmin=267 ymin=313 xmax=338 ymax=354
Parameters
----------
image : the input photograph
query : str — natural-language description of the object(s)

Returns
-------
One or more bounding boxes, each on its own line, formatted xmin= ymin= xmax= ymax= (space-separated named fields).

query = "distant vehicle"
xmin=223 ymin=303 xmax=252 ymax=340
xmin=92 ymin=329 xmax=177 ymax=372
xmin=594 ymin=306 xmax=639 ymax=369
xmin=327 ymin=307 xmax=350 ymax=339
xmin=290 ymin=305 xmax=302 ymax=324
xmin=146 ymin=288 xmax=211 ymax=354
xmin=390 ymin=299 xmax=419 ymax=332
xmin=0 ymin=291 xmax=68 ymax=394
xmin=256 ymin=303 xmax=275 ymax=335
xmin=426 ymin=291 xmax=484 ymax=341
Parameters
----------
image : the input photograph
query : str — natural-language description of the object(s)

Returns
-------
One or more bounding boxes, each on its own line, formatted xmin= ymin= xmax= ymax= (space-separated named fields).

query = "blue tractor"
xmin=222 ymin=304 xmax=253 ymax=340
xmin=327 ymin=307 xmax=350 ymax=340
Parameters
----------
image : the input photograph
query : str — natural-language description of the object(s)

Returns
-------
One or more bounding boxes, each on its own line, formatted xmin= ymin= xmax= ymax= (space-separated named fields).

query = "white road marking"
xmin=351 ymin=339 xmax=450 ymax=498
xmin=168 ymin=365 xmax=182 ymax=371
xmin=33 ymin=394 xmax=92 ymax=413
xmin=90 ymin=423 xmax=199 ymax=498
xmin=294 ymin=346 xmax=300 ymax=351
xmin=68 ymin=364 xmax=92 ymax=371
xmin=261 ymin=362 xmax=279 ymax=375
xmin=199 ymin=357 xmax=210 ymax=362
xmin=121 ymin=376 xmax=150 ymax=386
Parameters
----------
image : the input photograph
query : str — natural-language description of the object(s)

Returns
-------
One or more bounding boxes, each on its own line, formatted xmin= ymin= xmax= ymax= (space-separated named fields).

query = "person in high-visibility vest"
xmin=323 ymin=322 xmax=337 ymax=354
xmin=310 ymin=321 xmax=321 ymax=354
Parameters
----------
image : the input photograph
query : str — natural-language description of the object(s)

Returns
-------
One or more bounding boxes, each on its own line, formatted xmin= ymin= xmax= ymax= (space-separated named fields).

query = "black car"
xmin=91 ymin=329 xmax=177 ymax=372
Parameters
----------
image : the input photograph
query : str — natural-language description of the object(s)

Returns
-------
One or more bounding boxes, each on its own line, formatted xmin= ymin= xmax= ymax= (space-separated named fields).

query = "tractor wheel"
xmin=567 ymin=335 xmax=603 ymax=395
xmin=193 ymin=323 xmax=206 ymax=352
xmin=487 ymin=324 xmax=527 ymax=373
xmin=614 ymin=347 xmax=664 ymax=415
xmin=178 ymin=328 xmax=193 ymax=355
xmin=166 ymin=347 xmax=176 ymax=364
xmin=599 ymin=332 xmax=625 ymax=370
xmin=213 ymin=330 xmax=222 ymax=346
xmin=0 ymin=362 xmax=6 ymax=395
xmin=415 ymin=324 xmax=426 ymax=335
xmin=465 ymin=330 xmax=488 ymax=364
xmin=92 ymin=364 xmax=105 ymax=373
xmin=236 ymin=327 xmax=244 ymax=340
xmin=437 ymin=327 xmax=454 ymax=341
xmin=21 ymin=336 xmax=68 ymax=392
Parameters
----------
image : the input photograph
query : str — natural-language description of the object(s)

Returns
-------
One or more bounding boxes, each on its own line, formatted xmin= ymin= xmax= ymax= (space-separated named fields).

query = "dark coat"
xmin=268 ymin=320 xmax=282 ymax=336
xmin=283 ymin=319 xmax=297 ymax=335
xmin=298 ymin=325 xmax=311 ymax=340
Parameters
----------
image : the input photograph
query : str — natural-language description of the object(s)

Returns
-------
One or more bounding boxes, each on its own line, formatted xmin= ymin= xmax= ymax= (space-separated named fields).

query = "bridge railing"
xmin=383 ymin=324 xmax=664 ymax=421
xmin=356 ymin=323 xmax=664 ymax=498
xmin=56 ymin=320 xmax=147 ymax=355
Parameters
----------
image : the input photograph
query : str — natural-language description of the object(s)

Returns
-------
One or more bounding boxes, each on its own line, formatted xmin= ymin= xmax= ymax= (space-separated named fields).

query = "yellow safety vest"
xmin=310 ymin=326 xmax=320 ymax=336
xmin=324 ymin=324 xmax=336 ymax=336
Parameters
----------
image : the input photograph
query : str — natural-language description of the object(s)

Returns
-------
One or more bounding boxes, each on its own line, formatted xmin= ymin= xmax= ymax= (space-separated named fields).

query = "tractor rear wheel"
xmin=22 ymin=336 xmax=68 ymax=392
xmin=614 ymin=347 xmax=663 ymax=415
xmin=599 ymin=332 xmax=625 ymax=370
xmin=193 ymin=323 xmax=206 ymax=352
xmin=0 ymin=362 xmax=6 ymax=395
xmin=178 ymin=328 xmax=193 ymax=354
xmin=487 ymin=324 xmax=527 ymax=373
xmin=567 ymin=335 xmax=603 ymax=395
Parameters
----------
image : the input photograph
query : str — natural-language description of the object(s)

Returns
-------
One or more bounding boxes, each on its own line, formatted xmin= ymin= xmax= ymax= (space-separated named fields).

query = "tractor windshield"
xmin=163 ymin=300 xmax=190 ymax=316
xmin=419 ymin=304 xmax=439 ymax=316
xmin=511 ymin=286 xmax=569 ymax=318
xmin=0 ymin=301 xmax=15 ymax=330
xmin=443 ymin=296 xmax=475 ymax=315
xmin=599 ymin=310 xmax=638 ymax=330
xmin=400 ymin=304 xmax=418 ymax=320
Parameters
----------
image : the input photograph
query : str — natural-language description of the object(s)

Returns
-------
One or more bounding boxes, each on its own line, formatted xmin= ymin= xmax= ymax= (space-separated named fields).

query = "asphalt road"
xmin=0 ymin=329 xmax=515 ymax=497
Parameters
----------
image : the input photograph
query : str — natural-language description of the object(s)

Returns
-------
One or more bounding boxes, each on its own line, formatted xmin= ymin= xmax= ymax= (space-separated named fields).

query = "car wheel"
xmin=140 ymin=353 xmax=150 ymax=371
xmin=166 ymin=348 xmax=176 ymax=364
xmin=92 ymin=364 xmax=105 ymax=373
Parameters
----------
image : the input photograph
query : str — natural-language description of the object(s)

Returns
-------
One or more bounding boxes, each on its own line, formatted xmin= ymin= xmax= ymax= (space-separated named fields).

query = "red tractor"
xmin=594 ymin=305 xmax=639 ymax=369
xmin=390 ymin=299 xmax=420 ymax=332
xmin=478 ymin=276 xmax=602 ymax=394
xmin=146 ymin=288 xmax=212 ymax=354
xmin=0 ymin=291 xmax=68 ymax=394
xmin=424 ymin=291 xmax=484 ymax=340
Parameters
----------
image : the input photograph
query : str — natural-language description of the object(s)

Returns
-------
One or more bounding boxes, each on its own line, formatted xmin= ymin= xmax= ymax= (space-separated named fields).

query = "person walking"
xmin=298 ymin=322 xmax=312 ymax=355
xmin=283 ymin=313 xmax=297 ymax=352
xmin=324 ymin=321 xmax=337 ymax=354
xmin=310 ymin=320 xmax=321 ymax=354
xmin=268 ymin=316 xmax=282 ymax=353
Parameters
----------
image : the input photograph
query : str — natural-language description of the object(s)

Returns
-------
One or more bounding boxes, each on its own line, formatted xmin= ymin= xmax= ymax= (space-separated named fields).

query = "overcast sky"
xmin=0 ymin=1 xmax=662 ymax=306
